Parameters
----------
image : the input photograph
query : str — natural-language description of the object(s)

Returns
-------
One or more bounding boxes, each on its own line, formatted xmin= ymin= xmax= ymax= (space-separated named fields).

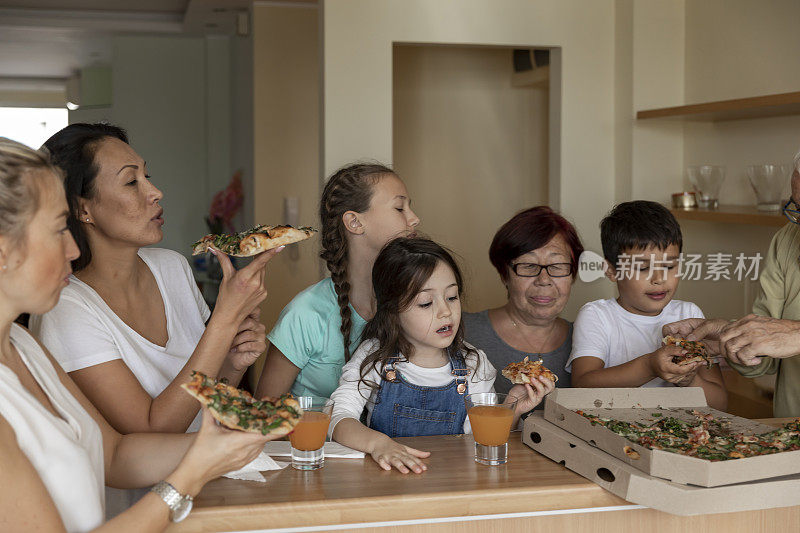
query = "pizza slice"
xmin=501 ymin=356 xmax=558 ymax=385
xmin=192 ymin=224 xmax=317 ymax=257
xmin=181 ymin=371 xmax=303 ymax=437
xmin=663 ymin=335 xmax=714 ymax=367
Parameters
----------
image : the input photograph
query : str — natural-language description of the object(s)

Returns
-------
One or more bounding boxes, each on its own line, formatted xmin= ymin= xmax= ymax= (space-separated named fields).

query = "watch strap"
xmin=151 ymin=481 xmax=193 ymax=521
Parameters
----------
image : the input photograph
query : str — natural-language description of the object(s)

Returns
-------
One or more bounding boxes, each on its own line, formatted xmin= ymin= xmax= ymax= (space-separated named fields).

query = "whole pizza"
xmin=502 ymin=356 xmax=558 ymax=384
xmin=663 ymin=335 xmax=713 ymax=367
xmin=182 ymin=371 xmax=303 ymax=436
xmin=192 ymin=224 xmax=317 ymax=257
xmin=576 ymin=409 xmax=800 ymax=461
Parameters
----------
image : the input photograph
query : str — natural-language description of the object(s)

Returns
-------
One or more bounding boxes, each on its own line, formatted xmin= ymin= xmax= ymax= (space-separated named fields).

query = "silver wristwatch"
xmin=151 ymin=481 xmax=193 ymax=522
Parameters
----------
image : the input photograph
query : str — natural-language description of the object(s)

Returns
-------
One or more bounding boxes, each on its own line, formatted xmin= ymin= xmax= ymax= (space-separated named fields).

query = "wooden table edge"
xmin=173 ymin=484 xmax=630 ymax=532
xmin=167 ymin=418 xmax=797 ymax=532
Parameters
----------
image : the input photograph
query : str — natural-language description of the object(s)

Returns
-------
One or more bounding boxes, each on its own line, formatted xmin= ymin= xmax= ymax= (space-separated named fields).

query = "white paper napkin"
xmin=262 ymin=441 xmax=365 ymax=458
xmin=223 ymin=451 xmax=288 ymax=482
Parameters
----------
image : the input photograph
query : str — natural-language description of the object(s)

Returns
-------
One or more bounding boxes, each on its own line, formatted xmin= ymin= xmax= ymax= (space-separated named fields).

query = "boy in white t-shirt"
xmin=568 ymin=201 xmax=727 ymax=410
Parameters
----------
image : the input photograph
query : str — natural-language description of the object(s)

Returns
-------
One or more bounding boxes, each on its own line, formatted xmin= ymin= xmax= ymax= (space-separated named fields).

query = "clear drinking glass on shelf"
xmin=747 ymin=164 xmax=791 ymax=211
xmin=289 ymin=397 xmax=334 ymax=470
xmin=687 ymin=165 xmax=726 ymax=209
xmin=464 ymin=392 xmax=518 ymax=466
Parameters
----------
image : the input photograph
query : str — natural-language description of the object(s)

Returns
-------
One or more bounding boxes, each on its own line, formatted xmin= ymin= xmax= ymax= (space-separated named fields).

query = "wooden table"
xmin=168 ymin=419 xmax=799 ymax=532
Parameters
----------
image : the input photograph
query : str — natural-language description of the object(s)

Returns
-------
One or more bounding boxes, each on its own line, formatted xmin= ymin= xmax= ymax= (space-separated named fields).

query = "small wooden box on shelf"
xmin=668 ymin=205 xmax=787 ymax=227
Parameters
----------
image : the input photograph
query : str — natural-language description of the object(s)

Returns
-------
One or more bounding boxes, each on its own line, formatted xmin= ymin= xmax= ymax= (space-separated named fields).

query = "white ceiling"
xmin=0 ymin=0 xmax=248 ymax=80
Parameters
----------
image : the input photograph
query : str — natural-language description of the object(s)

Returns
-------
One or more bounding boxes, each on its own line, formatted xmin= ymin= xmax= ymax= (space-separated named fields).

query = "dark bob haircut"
xmin=489 ymin=206 xmax=584 ymax=282
xmin=600 ymin=200 xmax=683 ymax=267
xmin=42 ymin=123 xmax=129 ymax=272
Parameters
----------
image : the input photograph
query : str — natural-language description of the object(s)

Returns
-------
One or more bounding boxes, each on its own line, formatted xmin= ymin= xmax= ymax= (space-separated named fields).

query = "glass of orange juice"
xmin=289 ymin=397 xmax=334 ymax=470
xmin=464 ymin=392 xmax=518 ymax=465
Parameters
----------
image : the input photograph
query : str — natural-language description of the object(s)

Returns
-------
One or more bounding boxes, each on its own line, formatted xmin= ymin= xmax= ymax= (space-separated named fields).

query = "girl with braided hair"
xmin=256 ymin=163 xmax=420 ymax=400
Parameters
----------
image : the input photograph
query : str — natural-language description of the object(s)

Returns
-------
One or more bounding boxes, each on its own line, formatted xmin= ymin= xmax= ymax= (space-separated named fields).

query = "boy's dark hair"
xmin=600 ymin=200 xmax=682 ymax=267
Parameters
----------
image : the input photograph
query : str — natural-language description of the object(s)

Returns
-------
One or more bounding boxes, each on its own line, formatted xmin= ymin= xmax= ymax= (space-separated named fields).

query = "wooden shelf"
xmin=637 ymin=91 xmax=800 ymax=121
xmin=669 ymin=205 xmax=787 ymax=227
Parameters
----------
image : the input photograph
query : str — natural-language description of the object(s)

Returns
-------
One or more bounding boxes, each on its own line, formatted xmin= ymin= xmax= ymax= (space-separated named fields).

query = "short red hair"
xmin=489 ymin=206 xmax=584 ymax=282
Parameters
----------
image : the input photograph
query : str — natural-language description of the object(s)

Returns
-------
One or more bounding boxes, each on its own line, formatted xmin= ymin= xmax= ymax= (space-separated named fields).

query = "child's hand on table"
xmin=507 ymin=376 xmax=555 ymax=416
xmin=369 ymin=435 xmax=430 ymax=474
xmin=647 ymin=345 xmax=702 ymax=385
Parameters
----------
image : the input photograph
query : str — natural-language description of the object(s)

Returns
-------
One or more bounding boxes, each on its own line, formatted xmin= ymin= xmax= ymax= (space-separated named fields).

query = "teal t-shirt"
xmin=267 ymin=278 xmax=367 ymax=399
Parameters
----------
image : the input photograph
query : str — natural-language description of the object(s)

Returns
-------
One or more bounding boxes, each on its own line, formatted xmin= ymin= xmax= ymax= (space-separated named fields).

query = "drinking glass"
xmin=289 ymin=397 xmax=334 ymax=470
xmin=464 ymin=392 xmax=518 ymax=466
xmin=747 ymin=164 xmax=791 ymax=211
xmin=687 ymin=165 xmax=726 ymax=209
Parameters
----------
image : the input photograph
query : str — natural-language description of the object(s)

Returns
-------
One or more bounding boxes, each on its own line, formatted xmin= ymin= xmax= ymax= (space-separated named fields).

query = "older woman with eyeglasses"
xmin=463 ymin=207 xmax=584 ymax=395
xmin=664 ymin=151 xmax=800 ymax=417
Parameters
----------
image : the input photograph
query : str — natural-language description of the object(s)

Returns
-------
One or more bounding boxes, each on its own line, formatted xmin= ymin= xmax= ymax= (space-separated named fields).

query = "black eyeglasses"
xmin=510 ymin=262 xmax=573 ymax=278
xmin=784 ymin=199 xmax=800 ymax=225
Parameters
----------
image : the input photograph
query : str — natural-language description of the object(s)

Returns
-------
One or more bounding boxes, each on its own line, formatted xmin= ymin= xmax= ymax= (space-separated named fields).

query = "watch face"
xmin=173 ymin=497 xmax=193 ymax=522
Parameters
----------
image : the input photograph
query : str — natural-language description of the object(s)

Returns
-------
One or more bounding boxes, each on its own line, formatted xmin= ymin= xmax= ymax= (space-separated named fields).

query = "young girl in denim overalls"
xmin=330 ymin=238 xmax=553 ymax=474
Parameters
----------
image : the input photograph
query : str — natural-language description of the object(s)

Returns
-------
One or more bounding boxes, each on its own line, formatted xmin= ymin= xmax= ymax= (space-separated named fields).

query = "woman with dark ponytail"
xmin=256 ymin=163 xmax=420 ymax=399
xmin=30 ymin=123 xmax=278 ymax=438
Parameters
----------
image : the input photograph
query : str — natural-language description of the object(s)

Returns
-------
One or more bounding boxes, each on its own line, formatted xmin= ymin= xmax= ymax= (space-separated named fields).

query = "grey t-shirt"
xmin=462 ymin=310 xmax=572 ymax=397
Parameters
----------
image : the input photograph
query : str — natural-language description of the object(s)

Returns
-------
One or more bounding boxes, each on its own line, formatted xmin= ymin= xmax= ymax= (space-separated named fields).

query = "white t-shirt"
xmin=330 ymin=339 xmax=497 ymax=435
xmin=30 ymin=248 xmax=211 ymax=432
xmin=1 ymin=325 xmax=105 ymax=533
xmin=566 ymin=298 xmax=705 ymax=387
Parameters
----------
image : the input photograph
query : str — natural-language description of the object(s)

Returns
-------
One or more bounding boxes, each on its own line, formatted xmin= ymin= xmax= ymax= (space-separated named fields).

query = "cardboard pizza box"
xmin=522 ymin=414 xmax=800 ymax=516
xmin=542 ymin=387 xmax=800 ymax=487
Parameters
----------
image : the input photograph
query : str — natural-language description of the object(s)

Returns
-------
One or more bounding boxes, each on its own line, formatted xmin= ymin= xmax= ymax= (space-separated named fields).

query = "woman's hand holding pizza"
xmin=368 ymin=434 xmax=430 ymax=474
xmin=210 ymin=246 xmax=283 ymax=326
xmin=169 ymin=408 xmax=278 ymax=495
xmin=226 ymin=307 xmax=268 ymax=372
xmin=507 ymin=376 xmax=554 ymax=415
xmin=647 ymin=345 xmax=702 ymax=384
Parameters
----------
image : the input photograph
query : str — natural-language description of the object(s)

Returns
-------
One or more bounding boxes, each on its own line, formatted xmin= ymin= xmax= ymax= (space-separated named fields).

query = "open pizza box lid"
xmin=542 ymin=387 xmax=800 ymax=487
xmin=522 ymin=414 xmax=800 ymax=516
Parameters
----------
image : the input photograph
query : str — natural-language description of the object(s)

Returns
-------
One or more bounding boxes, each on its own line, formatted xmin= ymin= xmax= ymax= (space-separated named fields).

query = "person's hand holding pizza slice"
xmin=506 ymin=377 xmax=555 ymax=415
xmin=501 ymin=357 xmax=557 ymax=418
xmin=175 ymin=407 xmax=281 ymax=494
xmin=647 ymin=344 xmax=703 ymax=385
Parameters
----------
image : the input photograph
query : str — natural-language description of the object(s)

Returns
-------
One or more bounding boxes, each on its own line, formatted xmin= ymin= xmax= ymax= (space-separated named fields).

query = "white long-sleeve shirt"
xmin=329 ymin=339 xmax=497 ymax=435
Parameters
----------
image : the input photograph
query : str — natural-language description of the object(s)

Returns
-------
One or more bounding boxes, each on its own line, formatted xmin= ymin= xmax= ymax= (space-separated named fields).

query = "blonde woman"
xmin=0 ymin=138 xmax=278 ymax=532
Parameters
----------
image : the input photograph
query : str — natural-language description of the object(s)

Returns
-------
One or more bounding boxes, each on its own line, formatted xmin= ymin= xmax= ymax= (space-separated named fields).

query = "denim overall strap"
xmin=368 ymin=352 xmax=469 ymax=438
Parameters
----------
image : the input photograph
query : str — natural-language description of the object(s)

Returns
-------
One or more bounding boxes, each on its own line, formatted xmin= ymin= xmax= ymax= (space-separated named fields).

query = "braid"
xmin=322 ymin=209 xmax=354 ymax=360
xmin=319 ymin=162 xmax=394 ymax=361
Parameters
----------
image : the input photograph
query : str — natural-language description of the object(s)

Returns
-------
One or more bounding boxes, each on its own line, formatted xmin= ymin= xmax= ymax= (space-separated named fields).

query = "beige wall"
xmin=253 ymin=4 xmax=321 ymax=329
xmin=614 ymin=0 xmax=780 ymax=320
xmin=69 ymin=35 xmax=212 ymax=258
xmin=252 ymin=0 xmax=798 ymax=324
xmin=323 ymin=0 xmax=617 ymax=320
xmin=678 ymin=0 xmax=800 ymax=318
xmin=392 ymin=45 xmax=548 ymax=312
xmin=630 ymin=0 xmax=686 ymax=204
